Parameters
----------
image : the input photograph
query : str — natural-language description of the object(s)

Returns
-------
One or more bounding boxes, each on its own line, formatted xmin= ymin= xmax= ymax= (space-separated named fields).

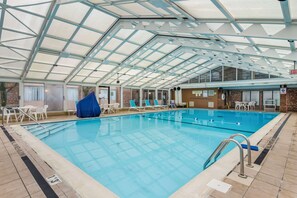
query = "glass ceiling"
xmin=0 ymin=0 xmax=296 ymax=89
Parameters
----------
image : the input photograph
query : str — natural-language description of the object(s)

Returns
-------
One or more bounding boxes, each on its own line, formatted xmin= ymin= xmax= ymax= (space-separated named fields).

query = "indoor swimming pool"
xmin=24 ymin=109 xmax=278 ymax=198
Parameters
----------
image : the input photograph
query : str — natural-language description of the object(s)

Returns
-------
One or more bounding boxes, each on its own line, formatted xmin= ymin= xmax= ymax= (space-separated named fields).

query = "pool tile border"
xmin=10 ymin=111 xmax=284 ymax=198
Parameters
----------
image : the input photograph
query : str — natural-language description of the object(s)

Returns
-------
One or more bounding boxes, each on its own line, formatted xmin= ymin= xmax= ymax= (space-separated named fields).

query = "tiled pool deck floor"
xmin=210 ymin=113 xmax=297 ymax=198
xmin=0 ymin=111 xmax=296 ymax=198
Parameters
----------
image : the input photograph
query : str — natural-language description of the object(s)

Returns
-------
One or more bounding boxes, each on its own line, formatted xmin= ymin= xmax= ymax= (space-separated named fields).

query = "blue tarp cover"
xmin=76 ymin=92 xmax=101 ymax=118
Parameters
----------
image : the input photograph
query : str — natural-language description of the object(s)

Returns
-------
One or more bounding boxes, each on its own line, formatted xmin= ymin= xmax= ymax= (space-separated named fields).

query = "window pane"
xmin=242 ymin=91 xmax=251 ymax=101
xmin=45 ymin=84 xmax=63 ymax=111
xmin=224 ymin=66 xmax=236 ymax=81
xmin=273 ymin=90 xmax=280 ymax=106
xmin=189 ymin=76 xmax=199 ymax=83
xmin=253 ymin=72 xmax=269 ymax=79
xmin=251 ymin=91 xmax=259 ymax=105
xmin=211 ymin=67 xmax=222 ymax=82
xmin=99 ymin=87 xmax=108 ymax=105
xmin=200 ymin=72 xmax=210 ymax=83
xmin=238 ymin=69 xmax=251 ymax=80
xmin=24 ymin=83 xmax=44 ymax=107
xmin=263 ymin=91 xmax=273 ymax=104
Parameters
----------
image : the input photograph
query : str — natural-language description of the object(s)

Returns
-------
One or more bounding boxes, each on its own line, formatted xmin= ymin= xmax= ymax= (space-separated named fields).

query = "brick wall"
xmin=280 ymin=88 xmax=297 ymax=112
xmin=0 ymin=82 xmax=19 ymax=107
xmin=123 ymin=88 xmax=132 ymax=107
xmin=227 ymin=90 xmax=241 ymax=108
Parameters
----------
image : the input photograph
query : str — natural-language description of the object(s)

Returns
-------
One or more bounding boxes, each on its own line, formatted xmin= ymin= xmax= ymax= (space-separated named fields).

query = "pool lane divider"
xmin=144 ymin=115 xmax=254 ymax=134
xmin=254 ymin=113 xmax=291 ymax=165
xmin=0 ymin=126 xmax=58 ymax=198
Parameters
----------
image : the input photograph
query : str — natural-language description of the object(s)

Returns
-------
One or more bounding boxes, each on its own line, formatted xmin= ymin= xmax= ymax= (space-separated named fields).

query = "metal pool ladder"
xmin=203 ymin=134 xmax=253 ymax=178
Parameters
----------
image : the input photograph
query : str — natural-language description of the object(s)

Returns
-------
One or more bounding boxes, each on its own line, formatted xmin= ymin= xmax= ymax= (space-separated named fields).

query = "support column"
xmin=95 ymin=84 xmax=99 ymax=103
xmin=19 ymin=82 xmax=24 ymax=107
xmin=155 ymin=89 xmax=158 ymax=100
xmin=175 ymin=89 xmax=178 ymax=104
xmin=120 ymin=86 xmax=123 ymax=108
xmin=63 ymin=84 xmax=67 ymax=111
xmin=168 ymin=88 xmax=171 ymax=104
xmin=178 ymin=89 xmax=183 ymax=104
xmin=140 ymin=88 xmax=143 ymax=107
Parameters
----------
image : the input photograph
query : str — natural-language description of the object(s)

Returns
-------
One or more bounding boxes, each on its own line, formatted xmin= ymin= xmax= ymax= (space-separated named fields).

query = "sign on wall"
xmin=280 ymin=87 xmax=287 ymax=95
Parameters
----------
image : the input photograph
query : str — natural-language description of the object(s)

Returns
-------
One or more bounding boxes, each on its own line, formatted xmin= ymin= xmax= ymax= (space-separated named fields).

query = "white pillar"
xmin=63 ymin=84 xmax=67 ymax=111
xmin=95 ymin=84 xmax=99 ymax=103
xmin=155 ymin=89 xmax=158 ymax=100
xmin=175 ymin=89 xmax=178 ymax=104
xmin=178 ymin=89 xmax=183 ymax=103
xmin=19 ymin=82 xmax=24 ymax=107
xmin=140 ymin=88 xmax=143 ymax=107
xmin=168 ymin=88 xmax=171 ymax=104
xmin=120 ymin=86 xmax=123 ymax=108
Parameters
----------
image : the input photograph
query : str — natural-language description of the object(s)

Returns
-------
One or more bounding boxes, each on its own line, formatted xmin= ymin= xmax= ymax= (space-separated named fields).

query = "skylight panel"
xmin=51 ymin=66 xmax=73 ymax=74
xmin=73 ymin=28 xmax=102 ymax=45
xmin=84 ymin=62 xmax=100 ymax=70
xmin=47 ymin=73 xmax=68 ymax=81
xmin=77 ymin=69 xmax=92 ymax=76
xmin=103 ymin=38 xmax=123 ymax=51
xmin=30 ymin=63 xmax=52 ymax=72
xmin=116 ymin=42 xmax=139 ymax=55
xmin=84 ymin=77 xmax=98 ymax=83
xmin=41 ymin=37 xmax=67 ymax=51
xmin=107 ymin=53 xmax=127 ymax=63
xmin=146 ymin=52 xmax=164 ymax=62
xmin=71 ymin=76 xmax=85 ymax=82
xmin=95 ymin=50 xmax=110 ymax=60
xmin=56 ymin=2 xmax=90 ymax=24
xmin=116 ymin=29 xmax=134 ymax=40
xmin=26 ymin=71 xmax=47 ymax=79
xmin=158 ymin=44 xmax=178 ymax=53
xmin=175 ymin=0 xmax=226 ymax=19
xmin=129 ymin=30 xmax=154 ymax=45
xmin=83 ymin=9 xmax=117 ymax=32
xmin=253 ymin=38 xmax=290 ymax=48
xmin=137 ymin=60 xmax=152 ymax=68
xmin=65 ymin=43 xmax=91 ymax=56
xmin=220 ymin=0 xmax=283 ymax=19
xmin=58 ymin=58 xmax=81 ymax=67
xmin=103 ymin=6 xmax=131 ymax=16
xmin=98 ymin=64 xmax=116 ymax=72
xmin=120 ymin=3 xmax=157 ymax=16
xmin=34 ymin=53 xmax=58 ymax=64
xmin=47 ymin=20 xmax=77 ymax=39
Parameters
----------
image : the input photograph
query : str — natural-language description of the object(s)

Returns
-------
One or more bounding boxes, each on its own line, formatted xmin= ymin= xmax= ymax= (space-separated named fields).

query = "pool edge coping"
xmin=170 ymin=112 xmax=285 ymax=198
xmin=9 ymin=124 xmax=119 ymax=198
xmin=9 ymin=111 xmax=284 ymax=198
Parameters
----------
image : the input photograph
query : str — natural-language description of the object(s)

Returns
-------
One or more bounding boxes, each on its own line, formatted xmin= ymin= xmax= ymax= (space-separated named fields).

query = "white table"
xmin=17 ymin=106 xmax=37 ymax=122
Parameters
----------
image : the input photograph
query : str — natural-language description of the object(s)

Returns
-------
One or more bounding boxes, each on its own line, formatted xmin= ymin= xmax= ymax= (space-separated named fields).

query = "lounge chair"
xmin=154 ymin=99 xmax=168 ymax=109
xmin=169 ymin=100 xmax=177 ymax=108
xmin=144 ymin=100 xmax=155 ymax=110
xmin=129 ymin=100 xmax=145 ymax=111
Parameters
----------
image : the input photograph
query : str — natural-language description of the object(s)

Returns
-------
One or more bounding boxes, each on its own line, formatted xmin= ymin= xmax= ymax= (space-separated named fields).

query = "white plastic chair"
xmin=43 ymin=105 xmax=48 ymax=119
xmin=235 ymin=101 xmax=241 ymax=110
xmin=102 ymin=103 xmax=110 ymax=114
xmin=247 ymin=101 xmax=256 ymax=110
xmin=113 ymin=103 xmax=120 ymax=113
xmin=1 ymin=107 xmax=18 ymax=123
xmin=31 ymin=107 xmax=44 ymax=120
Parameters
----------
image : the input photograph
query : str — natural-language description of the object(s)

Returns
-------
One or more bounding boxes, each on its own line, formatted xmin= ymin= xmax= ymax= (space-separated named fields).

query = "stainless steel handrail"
xmin=18 ymin=108 xmax=49 ymax=133
xmin=230 ymin=134 xmax=253 ymax=167
xmin=203 ymin=133 xmax=253 ymax=178
xmin=214 ymin=134 xmax=253 ymax=168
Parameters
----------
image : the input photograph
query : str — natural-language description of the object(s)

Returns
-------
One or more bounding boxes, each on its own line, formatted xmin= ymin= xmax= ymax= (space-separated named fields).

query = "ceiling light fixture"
xmin=116 ymin=73 xmax=120 ymax=84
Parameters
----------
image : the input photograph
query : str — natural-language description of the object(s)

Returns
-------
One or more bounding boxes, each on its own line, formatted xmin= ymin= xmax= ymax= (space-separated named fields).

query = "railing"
xmin=203 ymin=133 xmax=253 ymax=178
xmin=18 ymin=108 xmax=50 ymax=134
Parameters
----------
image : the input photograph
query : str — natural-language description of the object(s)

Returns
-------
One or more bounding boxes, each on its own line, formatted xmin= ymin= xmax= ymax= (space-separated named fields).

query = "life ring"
xmin=221 ymin=93 xmax=225 ymax=100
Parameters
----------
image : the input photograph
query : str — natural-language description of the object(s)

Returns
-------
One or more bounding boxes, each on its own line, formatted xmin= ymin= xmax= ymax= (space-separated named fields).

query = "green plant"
xmin=0 ymin=82 xmax=7 ymax=107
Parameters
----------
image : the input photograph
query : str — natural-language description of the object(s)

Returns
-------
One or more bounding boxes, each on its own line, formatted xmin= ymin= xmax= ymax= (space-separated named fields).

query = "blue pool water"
xmin=24 ymin=109 xmax=278 ymax=198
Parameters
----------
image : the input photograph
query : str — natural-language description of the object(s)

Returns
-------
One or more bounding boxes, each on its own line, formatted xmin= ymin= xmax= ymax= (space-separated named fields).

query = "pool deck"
xmin=0 ymin=110 xmax=296 ymax=198
xmin=210 ymin=113 xmax=297 ymax=198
